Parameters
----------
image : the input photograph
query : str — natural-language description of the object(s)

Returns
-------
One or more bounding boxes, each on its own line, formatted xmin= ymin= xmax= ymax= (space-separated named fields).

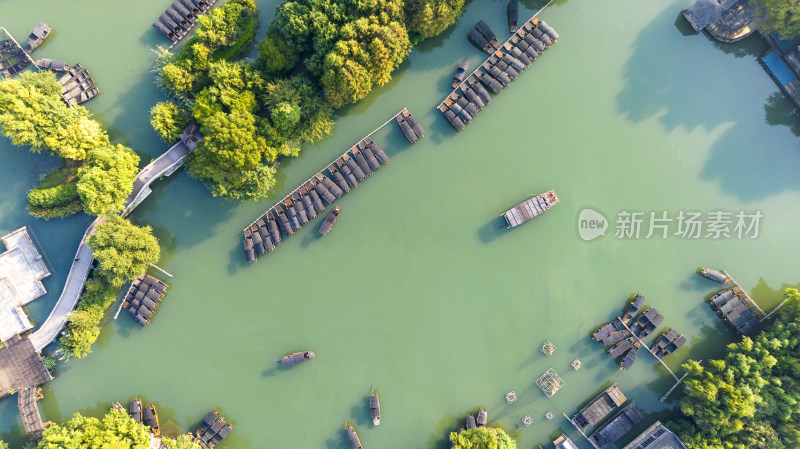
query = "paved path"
xmin=29 ymin=132 xmax=197 ymax=352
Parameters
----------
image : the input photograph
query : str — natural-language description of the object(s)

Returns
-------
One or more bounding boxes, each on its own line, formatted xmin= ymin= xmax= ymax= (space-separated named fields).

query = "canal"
xmin=1 ymin=0 xmax=799 ymax=447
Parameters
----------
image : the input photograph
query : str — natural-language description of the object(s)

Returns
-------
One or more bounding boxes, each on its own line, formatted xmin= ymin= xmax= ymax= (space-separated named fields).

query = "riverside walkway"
xmin=29 ymin=126 xmax=199 ymax=352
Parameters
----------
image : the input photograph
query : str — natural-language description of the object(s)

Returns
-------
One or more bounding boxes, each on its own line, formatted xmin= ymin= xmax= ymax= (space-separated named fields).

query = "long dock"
xmin=436 ymin=1 xmax=557 ymax=130
xmin=0 ymin=27 xmax=40 ymax=72
xmin=241 ymin=108 xmax=425 ymax=262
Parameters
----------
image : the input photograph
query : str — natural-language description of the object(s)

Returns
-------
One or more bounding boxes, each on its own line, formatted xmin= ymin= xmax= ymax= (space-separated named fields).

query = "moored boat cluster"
xmin=120 ymin=274 xmax=168 ymax=327
xmin=708 ymin=287 xmax=763 ymax=335
xmin=58 ymin=63 xmax=100 ymax=105
xmin=153 ymin=0 xmax=216 ymax=42
xmin=195 ymin=409 xmax=234 ymax=449
xmin=439 ymin=17 xmax=558 ymax=131
xmin=1 ymin=23 xmax=51 ymax=78
xmin=591 ymin=294 xmax=684 ymax=370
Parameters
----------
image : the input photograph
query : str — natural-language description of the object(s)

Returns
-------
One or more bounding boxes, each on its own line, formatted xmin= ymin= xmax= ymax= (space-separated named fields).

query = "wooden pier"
xmin=0 ymin=27 xmax=41 ymax=72
xmin=241 ymin=108 xmax=425 ymax=262
xmin=436 ymin=0 xmax=557 ymax=129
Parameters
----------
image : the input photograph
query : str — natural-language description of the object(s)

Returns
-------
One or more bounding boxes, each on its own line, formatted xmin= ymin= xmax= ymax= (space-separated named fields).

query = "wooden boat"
xmin=345 ymin=424 xmax=362 ymax=449
xmin=396 ymin=114 xmax=418 ymax=144
xmin=369 ymin=389 xmax=381 ymax=426
xmin=195 ymin=410 xmax=219 ymax=439
xmin=452 ymin=58 xmax=469 ymax=88
xmin=465 ymin=414 xmax=476 ymax=429
xmin=208 ymin=422 xmax=233 ymax=448
xmin=402 ymin=109 xmax=425 ymax=138
xmin=508 ymin=0 xmax=519 ymax=32
xmin=35 ymin=58 xmax=69 ymax=71
xmin=476 ymin=408 xmax=487 ymax=426
xmin=622 ymin=294 xmax=645 ymax=324
xmin=201 ymin=417 xmax=225 ymax=443
xmin=501 ymin=190 xmax=558 ymax=228
xmin=620 ymin=344 xmax=639 ymax=370
xmin=319 ymin=206 xmax=341 ymax=236
xmin=475 ymin=20 xmax=500 ymax=50
xmin=699 ymin=268 xmax=731 ymax=284
xmin=281 ymin=350 xmax=315 ymax=366
xmin=129 ymin=398 xmax=142 ymax=423
xmin=2 ymin=60 xmax=31 ymax=77
xmin=23 ymin=23 xmax=51 ymax=52
xmin=143 ymin=404 xmax=161 ymax=436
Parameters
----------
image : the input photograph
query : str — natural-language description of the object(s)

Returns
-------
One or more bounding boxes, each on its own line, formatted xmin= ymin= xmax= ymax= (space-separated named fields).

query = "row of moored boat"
xmin=121 ymin=274 xmax=169 ymax=327
xmin=243 ymin=136 xmax=389 ymax=262
xmin=195 ymin=410 xmax=234 ymax=449
xmin=244 ymin=110 xmax=424 ymax=263
xmin=153 ymin=0 xmax=215 ymax=42
xmin=708 ymin=287 xmax=762 ymax=335
xmin=58 ymin=63 xmax=100 ymax=105
xmin=440 ymin=18 xmax=559 ymax=131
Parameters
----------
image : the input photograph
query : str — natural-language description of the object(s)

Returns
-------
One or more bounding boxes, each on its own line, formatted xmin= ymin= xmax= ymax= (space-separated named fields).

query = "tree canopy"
xmin=271 ymin=0 xmax=411 ymax=107
xmin=755 ymin=0 xmax=800 ymax=39
xmin=87 ymin=217 xmax=161 ymax=288
xmin=0 ymin=71 xmax=141 ymax=219
xmin=675 ymin=288 xmax=800 ymax=449
xmin=150 ymin=102 xmax=188 ymax=143
xmin=76 ymin=144 xmax=140 ymax=216
xmin=405 ymin=0 xmax=465 ymax=40
xmin=449 ymin=427 xmax=518 ymax=449
xmin=37 ymin=408 xmax=149 ymax=449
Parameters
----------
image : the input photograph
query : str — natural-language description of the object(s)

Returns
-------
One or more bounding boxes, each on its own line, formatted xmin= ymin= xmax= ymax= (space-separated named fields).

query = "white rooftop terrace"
xmin=0 ymin=227 xmax=51 ymax=342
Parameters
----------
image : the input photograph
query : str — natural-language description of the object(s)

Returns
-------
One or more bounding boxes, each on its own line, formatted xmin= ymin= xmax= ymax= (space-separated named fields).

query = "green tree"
xmin=675 ymin=288 xmax=800 ymax=449
xmin=405 ymin=0 xmax=465 ymax=40
xmin=754 ymin=0 xmax=800 ymax=39
xmin=150 ymin=102 xmax=188 ymax=143
xmin=87 ymin=217 xmax=160 ymax=288
xmin=161 ymin=63 xmax=195 ymax=94
xmin=258 ymin=34 xmax=300 ymax=76
xmin=271 ymin=102 xmax=301 ymax=136
xmin=37 ymin=408 xmax=149 ymax=449
xmin=0 ymin=71 xmax=109 ymax=160
xmin=162 ymin=434 xmax=203 ymax=449
xmin=0 ymin=440 xmax=8 ymax=449
xmin=449 ymin=427 xmax=518 ymax=449
xmin=76 ymin=144 xmax=140 ymax=216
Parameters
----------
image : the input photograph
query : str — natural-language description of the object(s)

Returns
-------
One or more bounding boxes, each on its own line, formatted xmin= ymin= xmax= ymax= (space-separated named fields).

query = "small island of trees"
xmin=674 ymin=288 xmax=800 ymax=449
xmin=449 ymin=427 xmax=518 ymax=449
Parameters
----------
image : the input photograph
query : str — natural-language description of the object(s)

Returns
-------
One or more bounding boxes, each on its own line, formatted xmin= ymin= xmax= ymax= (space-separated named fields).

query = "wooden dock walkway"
xmin=436 ymin=0 xmax=557 ymax=130
xmin=29 ymin=126 xmax=199 ymax=351
xmin=241 ymin=108 xmax=425 ymax=262
xmin=18 ymin=387 xmax=46 ymax=441
xmin=616 ymin=316 xmax=679 ymax=381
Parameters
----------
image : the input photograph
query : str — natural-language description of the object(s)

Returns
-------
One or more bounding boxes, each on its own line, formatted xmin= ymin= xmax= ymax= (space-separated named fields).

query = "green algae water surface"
xmin=2 ymin=0 xmax=800 ymax=448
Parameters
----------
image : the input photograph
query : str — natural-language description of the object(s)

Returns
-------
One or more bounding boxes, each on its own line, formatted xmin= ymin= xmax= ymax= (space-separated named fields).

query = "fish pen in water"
xmin=437 ymin=4 xmax=560 ymax=131
xmin=241 ymin=108 xmax=425 ymax=263
xmin=535 ymin=368 xmax=564 ymax=398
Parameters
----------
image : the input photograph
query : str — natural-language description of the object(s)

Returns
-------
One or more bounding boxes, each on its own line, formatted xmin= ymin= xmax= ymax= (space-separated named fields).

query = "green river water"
xmin=2 ymin=0 xmax=800 ymax=447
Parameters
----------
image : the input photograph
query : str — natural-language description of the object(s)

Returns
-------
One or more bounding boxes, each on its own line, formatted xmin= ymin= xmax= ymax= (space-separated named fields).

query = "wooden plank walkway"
xmin=243 ymin=109 xmax=405 ymax=231
xmin=30 ymin=128 xmax=198 ymax=351
xmin=18 ymin=387 xmax=46 ymax=441
xmin=29 ymin=218 xmax=103 ymax=351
